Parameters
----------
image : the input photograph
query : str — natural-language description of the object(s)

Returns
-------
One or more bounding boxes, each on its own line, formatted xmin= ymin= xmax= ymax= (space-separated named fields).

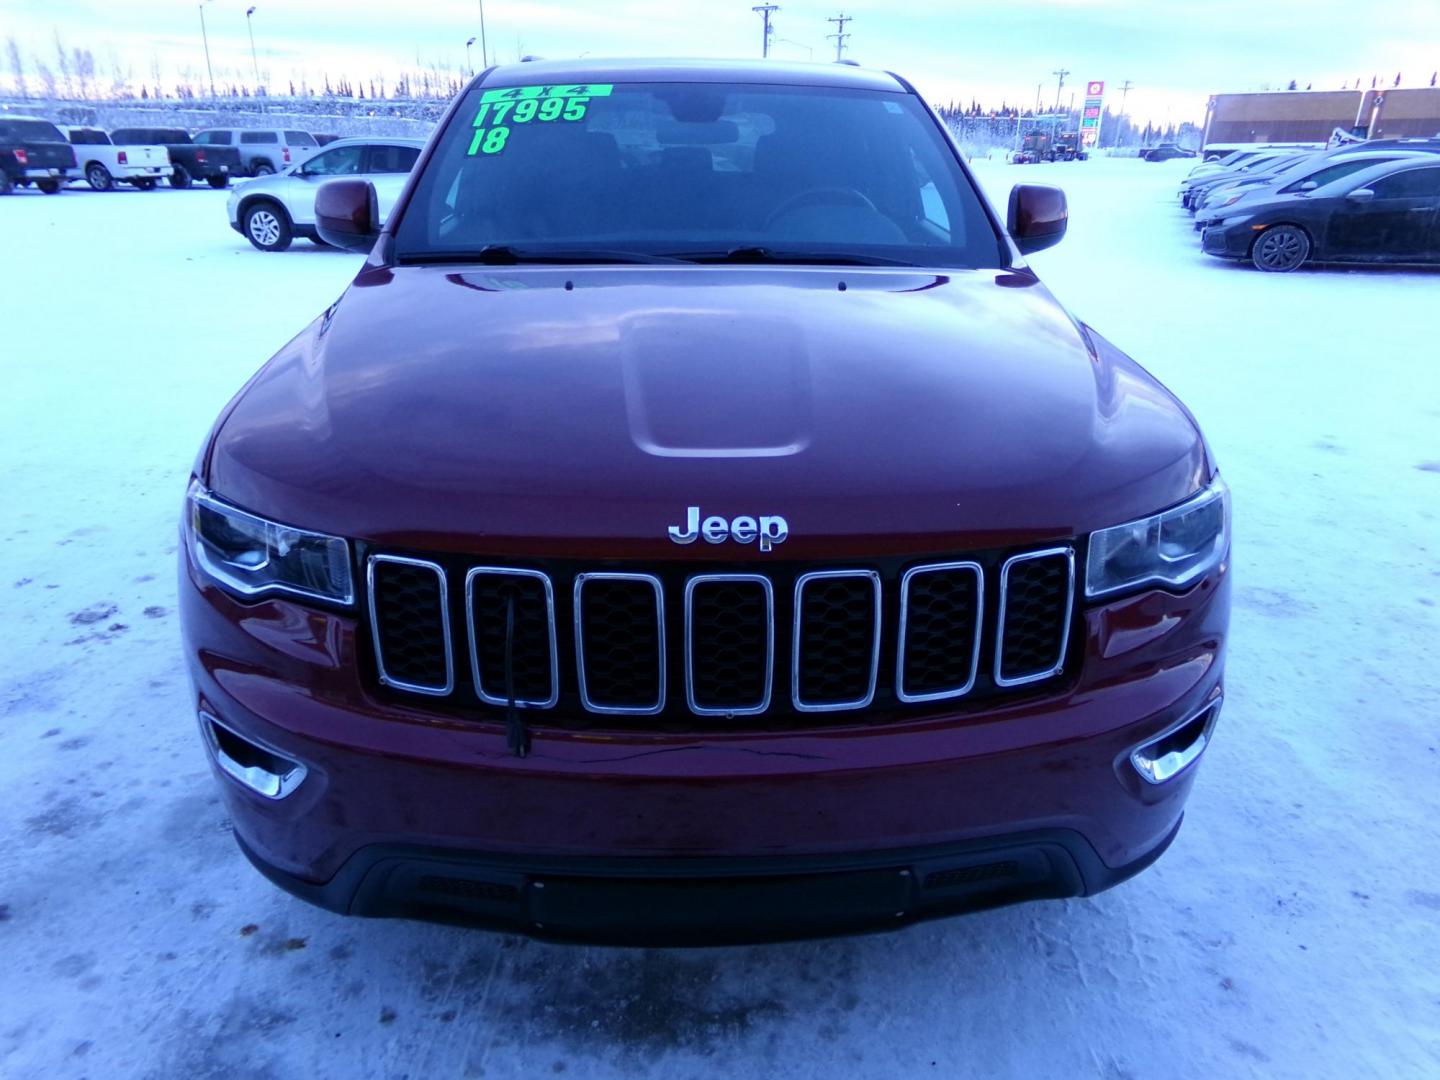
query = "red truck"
xmin=181 ymin=59 xmax=1231 ymax=944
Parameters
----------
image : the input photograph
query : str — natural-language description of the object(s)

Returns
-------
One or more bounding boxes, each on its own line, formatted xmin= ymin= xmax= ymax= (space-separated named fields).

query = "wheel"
xmin=252 ymin=161 xmax=275 ymax=177
xmin=207 ymin=174 xmax=230 ymax=189
xmin=243 ymin=201 xmax=293 ymax=252
xmin=37 ymin=179 xmax=61 ymax=194
xmin=133 ymin=178 xmax=156 ymax=191
xmin=1251 ymin=225 xmax=1310 ymax=272
xmin=169 ymin=164 xmax=191 ymax=188
xmin=0 ymin=171 xmax=12 ymax=195
xmin=86 ymin=163 xmax=114 ymax=192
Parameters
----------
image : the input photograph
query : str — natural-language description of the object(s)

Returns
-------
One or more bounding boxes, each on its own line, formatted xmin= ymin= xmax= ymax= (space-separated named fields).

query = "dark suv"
xmin=180 ymin=59 xmax=1231 ymax=944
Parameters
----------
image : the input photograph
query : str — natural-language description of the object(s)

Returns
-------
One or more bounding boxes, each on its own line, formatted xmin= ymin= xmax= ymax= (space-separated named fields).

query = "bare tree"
xmin=34 ymin=56 xmax=56 ymax=99
xmin=6 ymin=36 xmax=27 ymax=98
xmin=53 ymin=31 xmax=74 ymax=97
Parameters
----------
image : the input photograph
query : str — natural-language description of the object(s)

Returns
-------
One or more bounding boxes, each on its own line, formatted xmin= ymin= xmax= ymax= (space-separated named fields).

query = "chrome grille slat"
xmin=367 ymin=555 xmax=454 ymax=696
xmin=994 ymin=547 xmax=1075 ymax=688
xmin=574 ymin=572 xmax=667 ymax=715
xmin=684 ymin=574 xmax=774 ymax=716
xmin=465 ymin=567 xmax=559 ymax=709
xmin=896 ymin=561 xmax=984 ymax=703
xmin=792 ymin=570 xmax=881 ymax=712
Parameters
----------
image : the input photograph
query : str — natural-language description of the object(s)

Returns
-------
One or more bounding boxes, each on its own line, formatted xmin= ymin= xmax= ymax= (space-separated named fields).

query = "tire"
xmin=1251 ymin=224 xmax=1311 ymax=272
xmin=37 ymin=179 xmax=61 ymax=194
xmin=86 ymin=162 xmax=114 ymax=192
xmin=0 ymin=171 xmax=12 ymax=195
xmin=252 ymin=161 xmax=275 ymax=177
xmin=243 ymin=201 xmax=293 ymax=252
xmin=169 ymin=164 xmax=191 ymax=188
xmin=207 ymin=174 xmax=230 ymax=189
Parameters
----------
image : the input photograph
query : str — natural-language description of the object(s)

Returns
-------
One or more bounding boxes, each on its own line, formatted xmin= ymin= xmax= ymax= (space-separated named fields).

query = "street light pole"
xmin=246 ymin=7 xmax=260 ymax=89
xmin=199 ymin=0 xmax=216 ymax=98
xmin=477 ymin=0 xmax=489 ymax=68
xmin=466 ymin=37 xmax=476 ymax=76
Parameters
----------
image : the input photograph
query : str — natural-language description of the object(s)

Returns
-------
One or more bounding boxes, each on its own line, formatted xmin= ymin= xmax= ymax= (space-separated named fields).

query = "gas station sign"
xmin=1080 ymin=80 xmax=1105 ymax=146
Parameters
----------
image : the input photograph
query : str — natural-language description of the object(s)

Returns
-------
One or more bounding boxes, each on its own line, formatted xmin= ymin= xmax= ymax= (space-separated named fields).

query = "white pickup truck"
xmin=61 ymin=127 xmax=173 ymax=191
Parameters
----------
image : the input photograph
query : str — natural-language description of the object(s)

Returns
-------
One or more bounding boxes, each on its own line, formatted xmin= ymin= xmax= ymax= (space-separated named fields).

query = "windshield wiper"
xmin=671 ymin=246 xmax=915 ymax=267
xmin=400 ymin=245 xmax=688 ymax=266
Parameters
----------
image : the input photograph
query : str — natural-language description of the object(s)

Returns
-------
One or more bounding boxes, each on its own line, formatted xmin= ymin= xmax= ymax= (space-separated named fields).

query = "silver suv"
xmin=193 ymin=128 xmax=320 ymax=177
xmin=225 ymin=137 xmax=424 ymax=251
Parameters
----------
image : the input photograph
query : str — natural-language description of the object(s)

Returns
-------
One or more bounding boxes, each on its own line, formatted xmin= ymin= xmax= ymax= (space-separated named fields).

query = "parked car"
xmin=181 ymin=59 xmax=1231 ymax=944
xmin=1182 ymin=151 xmax=1315 ymax=208
xmin=0 ymin=115 xmax=78 ymax=194
xmin=1194 ymin=149 xmax=1429 ymax=224
xmin=1202 ymin=157 xmax=1440 ymax=270
xmin=60 ymin=127 xmax=172 ymax=191
xmin=225 ymin=137 xmax=423 ymax=251
xmin=313 ymin=133 xmax=343 ymax=146
xmin=193 ymin=127 xmax=320 ymax=177
xmin=109 ymin=127 xmax=241 ymax=188
xmin=1142 ymin=143 xmax=1195 ymax=161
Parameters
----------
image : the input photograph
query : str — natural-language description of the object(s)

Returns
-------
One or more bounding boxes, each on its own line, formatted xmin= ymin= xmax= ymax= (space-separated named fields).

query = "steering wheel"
xmin=763 ymin=186 xmax=880 ymax=229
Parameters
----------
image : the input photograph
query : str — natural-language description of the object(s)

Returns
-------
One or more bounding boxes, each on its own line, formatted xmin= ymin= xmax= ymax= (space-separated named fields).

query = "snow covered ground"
xmin=2 ymin=159 xmax=1438 ymax=1080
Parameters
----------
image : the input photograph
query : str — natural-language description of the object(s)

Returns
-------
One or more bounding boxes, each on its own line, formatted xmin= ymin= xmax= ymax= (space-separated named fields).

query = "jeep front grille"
xmin=364 ymin=545 xmax=1076 ymax=728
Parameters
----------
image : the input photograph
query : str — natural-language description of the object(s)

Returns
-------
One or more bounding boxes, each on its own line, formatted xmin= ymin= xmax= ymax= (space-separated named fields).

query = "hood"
xmin=206 ymin=265 xmax=1208 ymax=559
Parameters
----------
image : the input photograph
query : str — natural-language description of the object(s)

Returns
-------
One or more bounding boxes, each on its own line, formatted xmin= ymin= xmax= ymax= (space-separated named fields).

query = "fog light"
xmin=200 ymin=712 xmax=308 ymax=799
xmin=1131 ymin=697 xmax=1221 ymax=784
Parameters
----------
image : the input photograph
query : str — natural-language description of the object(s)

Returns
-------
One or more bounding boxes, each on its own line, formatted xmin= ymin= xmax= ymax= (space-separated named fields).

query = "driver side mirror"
xmin=316 ymin=179 xmax=380 ymax=252
xmin=1345 ymin=187 xmax=1375 ymax=203
xmin=1007 ymin=184 xmax=1068 ymax=255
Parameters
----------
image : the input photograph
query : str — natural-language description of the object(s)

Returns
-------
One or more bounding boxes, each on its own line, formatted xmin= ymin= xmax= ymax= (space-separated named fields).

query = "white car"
xmin=226 ymin=137 xmax=423 ymax=252
xmin=61 ymin=127 xmax=172 ymax=191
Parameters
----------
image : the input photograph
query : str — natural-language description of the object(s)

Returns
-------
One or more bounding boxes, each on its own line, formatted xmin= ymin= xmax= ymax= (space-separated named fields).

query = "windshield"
xmin=394 ymin=81 xmax=1001 ymax=268
xmin=0 ymin=119 xmax=66 ymax=142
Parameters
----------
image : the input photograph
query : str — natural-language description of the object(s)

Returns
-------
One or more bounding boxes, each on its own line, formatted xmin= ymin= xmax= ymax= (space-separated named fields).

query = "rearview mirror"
xmin=1346 ymin=187 xmax=1375 ymax=203
xmin=1007 ymin=184 xmax=1068 ymax=255
xmin=316 ymin=179 xmax=380 ymax=252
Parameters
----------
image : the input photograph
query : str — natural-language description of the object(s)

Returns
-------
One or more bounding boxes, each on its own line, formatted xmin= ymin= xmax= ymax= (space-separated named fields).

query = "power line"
xmin=752 ymin=4 xmax=780 ymax=59
xmin=827 ymin=12 xmax=851 ymax=62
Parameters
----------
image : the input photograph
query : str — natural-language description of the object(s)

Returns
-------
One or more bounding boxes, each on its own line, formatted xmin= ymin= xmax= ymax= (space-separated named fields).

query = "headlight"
xmin=1085 ymin=477 xmax=1229 ymax=599
xmin=1217 ymin=214 xmax=1251 ymax=227
xmin=187 ymin=481 xmax=354 ymax=604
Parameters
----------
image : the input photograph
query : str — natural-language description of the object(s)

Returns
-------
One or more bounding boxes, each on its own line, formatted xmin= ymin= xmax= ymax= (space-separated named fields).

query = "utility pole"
xmin=198 ymin=1 xmax=216 ymax=98
xmin=827 ymin=12 xmax=851 ymax=62
xmin=1052 ymin=68 xmax=1069 ymax=111
xmin=753 ymin=4 xmax=779 ymax=58
xmin=1113 ymin=80 xmax=1134 ymax=146
xmin=245 ymin=7 xmax=260 ymax=88
xmin=477 ymin=0 xmax=489 ymax=68
xmin=1035 ymin=83 xmax=1042 ymax=112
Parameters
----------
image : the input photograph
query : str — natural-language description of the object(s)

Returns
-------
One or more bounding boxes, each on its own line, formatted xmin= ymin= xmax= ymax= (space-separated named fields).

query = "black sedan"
xmin=1202 ymin=157 xmax=1440 ymax=271
xmin=1144 ymin=144 xmax=1195 ymax=162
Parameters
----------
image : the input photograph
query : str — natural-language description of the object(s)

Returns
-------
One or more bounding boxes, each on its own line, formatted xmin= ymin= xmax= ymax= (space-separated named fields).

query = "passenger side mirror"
xmin=315 ymin=179 xmax=380 ymax=252
xmin=1346 ymin=187 xmax=1375 ymax=203
xmin=1007 ymin=184 xmax=1068 ymax=255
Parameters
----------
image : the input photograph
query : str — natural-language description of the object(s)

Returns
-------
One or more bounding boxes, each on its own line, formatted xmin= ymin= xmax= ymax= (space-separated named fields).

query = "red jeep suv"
xmin=180 ymin=59 xmax=1230 ymax=944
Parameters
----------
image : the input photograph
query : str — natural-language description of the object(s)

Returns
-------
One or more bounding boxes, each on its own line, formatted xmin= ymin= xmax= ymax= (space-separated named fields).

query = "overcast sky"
xmin=3 ymin=0 xmax=1438 ymax=124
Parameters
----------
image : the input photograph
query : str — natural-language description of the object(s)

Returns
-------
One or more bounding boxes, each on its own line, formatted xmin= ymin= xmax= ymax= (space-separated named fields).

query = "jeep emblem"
xmin=667 ymin=507 xmax=789 ymax=552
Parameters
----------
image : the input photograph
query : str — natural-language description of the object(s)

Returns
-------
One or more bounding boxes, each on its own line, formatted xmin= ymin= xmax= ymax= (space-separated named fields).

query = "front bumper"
xmin=181 ymin=543 xmax=1229 ymax=941
xmin=1202 ymin=224 xmax=1253 ymax=258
